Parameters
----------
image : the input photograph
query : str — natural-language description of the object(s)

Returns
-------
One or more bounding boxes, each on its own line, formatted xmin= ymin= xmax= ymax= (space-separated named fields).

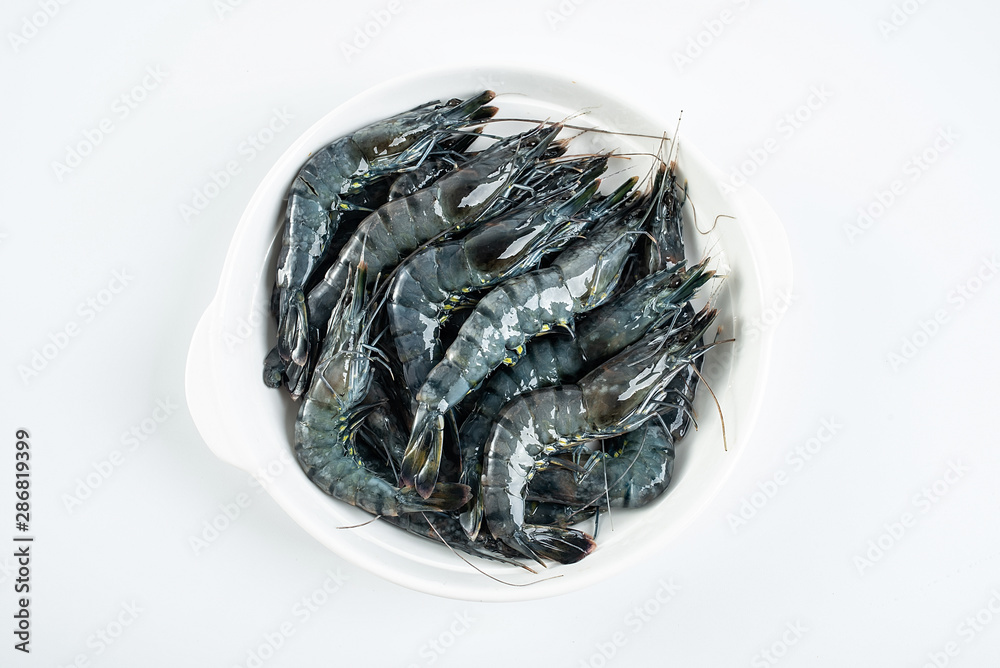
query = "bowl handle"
xmin=185 ymin=304 xmax=254 ymax=473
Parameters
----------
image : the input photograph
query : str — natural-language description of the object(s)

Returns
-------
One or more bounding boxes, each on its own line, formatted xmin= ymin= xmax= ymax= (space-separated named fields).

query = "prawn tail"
xmin=457 ymin=419 xmax=485 ymax=539
xmin=458 ymin=493 xmax=484 ymax=541
xmin=520 ymin=526 xmax=596 ymax=565
xmin=397 ymin=483 xmax=472 ymax=513
xmin=440 ymin=410 xmax=464 ymax=482
xmin=284 ymin=358 xmax=311 ymax=401
xmin=444 ymin=90 xmax=498 ymax=124
xmin=673 ymin=259 xmax=715 ymax=304
xmin=401 ymin=406 xmax=445 ymax=498
xmin=262 ymin=346 xmax=285 ymax=389
xmin=278 ymin=287 xmax=310 ymax=367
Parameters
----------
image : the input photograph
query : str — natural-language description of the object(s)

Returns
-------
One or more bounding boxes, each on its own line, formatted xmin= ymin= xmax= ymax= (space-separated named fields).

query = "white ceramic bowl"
xmin=185 ymin=66 xmax=792 ymax=601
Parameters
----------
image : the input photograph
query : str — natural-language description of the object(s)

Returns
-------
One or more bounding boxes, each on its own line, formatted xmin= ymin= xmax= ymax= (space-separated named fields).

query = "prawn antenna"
xmin=363 ymin=415 xmax=401 ymax=482
xmin=419 ymin=513 xmax=568 ymax=587
xmin=703 ymin=270 xmax=729 ymax=308
xmin=360 ymin=344 xmax=393 ymax=377
xmin=697 ymin=213 xmax=735 ymax=236
xmin=469 ymin=116 xmax=673 ymax=142
xmin=337 ymin=514 xmax=382 ymax=529
xmin=601 ymin=439 xmax=614 ymax=534
xmin=666 ymin=111 xmax=683 ymax=167
xmin=689 ymin=363 xmax=727 ymax=452
xmin=445 ymin=126 xmax=504 ymax=142
xmin=652 ymin=132 xmax=669 ymax=170
xmin=687 ymin=190 xmax=700 ymax=233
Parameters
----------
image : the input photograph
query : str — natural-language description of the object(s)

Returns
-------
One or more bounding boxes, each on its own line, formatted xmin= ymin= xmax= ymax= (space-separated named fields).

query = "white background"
xmin=3 ymin=0 xmax=999 ymax=666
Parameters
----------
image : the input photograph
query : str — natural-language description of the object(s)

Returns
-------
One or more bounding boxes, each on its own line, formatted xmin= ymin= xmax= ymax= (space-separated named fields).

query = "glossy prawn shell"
xmin=414 ymin=201 xmax=642 ymax=417
xmin=456 ymin=335 xmax=585 ymax=536
xmin=294 ymin=343 xmax=469 ymax=517
xmin=578 ymin=334 xmax=696 ymax=434
xmin=462 ymin=278 xmax=701 ymax=446
xmin=526 ymin=423 xmax=677 ymax=509
xmin=276 ymin=135 xmax=357 ymax=300
xmin=305 ymin=126 xmax=560 ymax=350
xmin=483 ymin=386 xmax=591 ymax=526
xmin=418 ymin=268 xmax=577 ymax=412
xmin=481 ymin=319 xmax=708 ymax=551
xmin=389 ymin=182 xmax=598 ymax=399
xmin=295 ymin=402 xmax=410 ymax=517
xmin=389 ymin=242 xmax=479 ymax=398
xmin=275 ymin=100 xmax=449 ymax=306
xmin=293 ymin=346 xmax=407 ymax=516
xmin=291 ymin=267 xmax=402 ymax=516
xmin=547 ymin=215 xmax=639 ymax=311
xmin=386 ymin=157 xmax=462 ymax=201
xmin=460 ymin=336 xmax=587 ymax=448
xmin=481 ymin=385 xmax=596 ymax=562
xmin=525 ymin=357 xmax=704 ymax=510
xmin=461 ymin=302 xmax=698 ymax=528
xmin=456 ymin=266 xmax=704 ymax=537
xmin=273 ymin=95 xmax=495 ymax=366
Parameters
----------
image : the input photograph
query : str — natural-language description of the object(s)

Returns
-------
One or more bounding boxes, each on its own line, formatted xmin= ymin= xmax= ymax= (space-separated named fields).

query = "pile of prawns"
xmin=262 ymin=91 xmax=723 ymax=568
